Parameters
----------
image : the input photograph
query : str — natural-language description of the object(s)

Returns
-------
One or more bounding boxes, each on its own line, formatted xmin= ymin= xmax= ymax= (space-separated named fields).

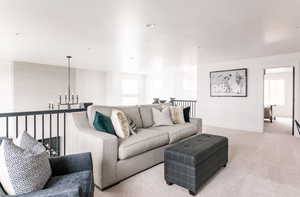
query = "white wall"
xmin=13 ymin=62 xmax=76 ymax=111
xmin=75 ymin=68 xmax=106 ymax=105
xmin=0 ymin=61 xmax=14 ymax=137
xmin=264 ymin=71 xmax=293 ymax=118
xmin=13 ymin=62 xmax=107 ymax=111
xmin=197 ymin=52 xmax=300 ymax=133
xmin=0 ymin=61 xmax=14 ymax=112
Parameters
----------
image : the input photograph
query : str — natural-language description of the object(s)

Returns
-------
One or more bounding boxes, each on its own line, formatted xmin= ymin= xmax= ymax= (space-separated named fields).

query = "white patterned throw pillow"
xmin=111 ymin=109 xmax=131 ymax=139
xmin=170 ymin=106 xmax=186 ymax=124
xmin=152 ymin=107 xmax=174 ymax=126
xmin=0 ymin=140 xmax=52 ymax=195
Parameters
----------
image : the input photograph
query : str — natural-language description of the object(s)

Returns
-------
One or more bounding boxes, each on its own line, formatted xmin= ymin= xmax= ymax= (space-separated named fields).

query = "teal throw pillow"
xmin=93 ymin=111 xmax=116 ymax=135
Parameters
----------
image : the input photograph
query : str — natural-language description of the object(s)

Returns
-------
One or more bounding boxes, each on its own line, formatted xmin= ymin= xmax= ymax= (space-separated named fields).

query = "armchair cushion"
xmin=45 ymin=171 xmax=93 ymax=197
xmin=49 ymin=153 xmax=93 ymax=177
xmin=13 ymin=185 xmax=81 ymax=197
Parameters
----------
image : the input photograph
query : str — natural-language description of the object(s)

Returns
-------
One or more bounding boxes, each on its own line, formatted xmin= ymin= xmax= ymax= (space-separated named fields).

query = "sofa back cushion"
xmin=87 ymin=105 xmax=113 ymax=127
xmin=118 ymin=106 xmax=143 ymax=128
xmin=139 ymin=104 xmax=171 ymax=128
xmin=87 ymin=105 xmax=143 ymax=129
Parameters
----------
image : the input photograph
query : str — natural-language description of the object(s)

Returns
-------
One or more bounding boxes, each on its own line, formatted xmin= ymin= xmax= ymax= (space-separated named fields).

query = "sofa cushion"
xmin=45 ymin=170 xmax=92 ymax=197
xmin=87 ymin=105 xmax=143 ymax=128
xmin=118 ymin=106 xmax=143 ymax=128
xmin=93 ymin=111 xmax=116 ymax=135
xmin=152 ymin=107 xmax=173 ymax=127
xmin=170 ymin=106 xmax=185 ymax=124
xmin=118 ymin=129 xmax=169 ymax=160
xmin=183 ymin=106 xmax=191 ymax=122
xmin=87 ymin=105 xmax=113 ymax=127
xmin=150 ymin=123 xmax=198 ymax=144
xmin=111 ymin=109 xmax=130 ymax=139
xmin=139 ymin=104 xmax=162 ymax=128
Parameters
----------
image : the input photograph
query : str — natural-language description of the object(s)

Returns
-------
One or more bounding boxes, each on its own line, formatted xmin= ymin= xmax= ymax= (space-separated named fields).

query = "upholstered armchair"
xmin=264 ymin=105 xmax=274 ymax=123
xmin=0 ymin=138 xmax=94 ymax=197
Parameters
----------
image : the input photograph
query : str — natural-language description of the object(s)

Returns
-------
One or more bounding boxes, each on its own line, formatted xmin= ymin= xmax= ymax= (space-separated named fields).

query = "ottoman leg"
xmin=166 ymin=181 xmax=173 ymax=186
xmin=189 ymin=190 xmax=196 ymax=196
xmin=223 ymin=163 xmax=227 ymax=167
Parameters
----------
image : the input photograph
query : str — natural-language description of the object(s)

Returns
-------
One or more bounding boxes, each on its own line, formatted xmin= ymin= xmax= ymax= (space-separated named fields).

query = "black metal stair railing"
xmin=295 ymin=120 xmax=300 ymax=135
xmin=0 ymin=108 xmax=86 ymax=156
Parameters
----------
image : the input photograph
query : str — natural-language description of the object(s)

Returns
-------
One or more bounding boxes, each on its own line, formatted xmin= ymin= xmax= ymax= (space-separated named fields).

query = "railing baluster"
xmin=25 ymin=115 xmax=28 ymax=131
xmin=34 ymin=115 xmax=37 ymax=139
xmin=6 ymin=117 xmax=8 ymax=138
xmin=49 ymin=114 xmax=52 ymax=151
xmin=57 ymin=113 xmax=59 ymax=156
xmin=193 ymin=103 xmax=195 ymax=117
xmin=42 ymin=114 xmax=44 ymax=144
xmin=16 ymin=116 xmax=19 ymax=138
xmin=63 ymin=113 xmax=66 ymax=155
xmin=195 ymin=102 xmax=197 ymax=117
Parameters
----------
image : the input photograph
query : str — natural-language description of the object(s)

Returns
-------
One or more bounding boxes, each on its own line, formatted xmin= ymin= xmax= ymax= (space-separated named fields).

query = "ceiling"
xmin=0 ymin=0 xmax=300 ymax=72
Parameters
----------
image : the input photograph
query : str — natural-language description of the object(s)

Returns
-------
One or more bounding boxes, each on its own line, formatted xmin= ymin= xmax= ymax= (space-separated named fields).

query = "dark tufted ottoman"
xmin=164 ymin=134 xmax=228 ymax=195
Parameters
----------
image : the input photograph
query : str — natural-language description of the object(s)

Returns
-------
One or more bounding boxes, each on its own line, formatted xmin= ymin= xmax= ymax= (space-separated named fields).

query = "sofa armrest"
xmin=14 ymin=186 xmax=81 ymax=197
xmin=66 ymin=111 xmax=118 ymax=189
xmin=190 ymin=118 xmax=202 ymax=133
xmin=49 ymin=152 xmax=93 ymax=176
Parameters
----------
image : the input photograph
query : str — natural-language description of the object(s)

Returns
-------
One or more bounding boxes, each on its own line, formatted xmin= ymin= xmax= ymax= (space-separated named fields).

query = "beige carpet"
xmin=264 ymin=117 xmax=293 ymax=135
xmin=95 ymin=126 xmax=300 ymax=197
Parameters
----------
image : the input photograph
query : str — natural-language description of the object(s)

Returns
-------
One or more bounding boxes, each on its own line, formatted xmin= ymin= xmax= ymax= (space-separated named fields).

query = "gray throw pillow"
xmin=0 ymin=140 xmax=52 ymax=195
xmin=15 ymin=131 xmax=46 ymax=154
xmin=127 ymin=117 xmax=137 ymax=135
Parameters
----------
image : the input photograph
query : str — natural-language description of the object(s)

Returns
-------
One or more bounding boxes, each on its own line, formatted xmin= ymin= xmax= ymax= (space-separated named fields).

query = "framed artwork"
xmin=210 ymin=68 xmax=248 ymax=97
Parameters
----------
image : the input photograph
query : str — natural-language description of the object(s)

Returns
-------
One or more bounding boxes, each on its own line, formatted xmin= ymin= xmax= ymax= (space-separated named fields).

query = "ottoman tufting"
xmin=164 ymin=134 xmax=228 ymax=195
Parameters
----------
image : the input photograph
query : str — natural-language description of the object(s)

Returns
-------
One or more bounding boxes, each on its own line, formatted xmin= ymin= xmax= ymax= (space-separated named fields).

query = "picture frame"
xmin=210 ymin=68 xmax=248 ymax=97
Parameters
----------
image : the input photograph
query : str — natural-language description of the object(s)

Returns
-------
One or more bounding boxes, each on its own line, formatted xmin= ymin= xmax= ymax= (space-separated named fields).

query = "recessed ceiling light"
xmin=146 ymin=24 xmax=156 ymax=28
xmin=129 ymin=57 xmax=135 ymax=60
xmin=15 ymin=33 xmax=22 ymax=36
xmin=88 ymin=48 xmax=92 ymax=51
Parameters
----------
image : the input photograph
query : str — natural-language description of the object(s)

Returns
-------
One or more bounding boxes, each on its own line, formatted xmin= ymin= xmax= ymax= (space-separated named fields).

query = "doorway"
xmin=263 ymin=67 xmax=295 ymax=135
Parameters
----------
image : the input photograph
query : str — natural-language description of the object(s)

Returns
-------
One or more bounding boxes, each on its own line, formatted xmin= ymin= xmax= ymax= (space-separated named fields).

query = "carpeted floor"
xmin=95 ymin=126 xmax=300 ymax=197
xmin=264 ymin=117 xmax=293 ymax=135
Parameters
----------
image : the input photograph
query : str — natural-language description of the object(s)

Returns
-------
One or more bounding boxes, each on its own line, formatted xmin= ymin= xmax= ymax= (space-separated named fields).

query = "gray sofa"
xmin=67 ymin=104 xmax=202 ymax=190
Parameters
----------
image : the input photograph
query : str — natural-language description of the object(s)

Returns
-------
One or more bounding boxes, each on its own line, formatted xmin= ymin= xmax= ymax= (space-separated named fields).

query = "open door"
xmin=263 ymin=66 xmax=295 ymax=136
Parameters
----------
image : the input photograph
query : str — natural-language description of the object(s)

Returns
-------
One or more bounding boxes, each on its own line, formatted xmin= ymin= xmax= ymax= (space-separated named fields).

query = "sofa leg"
xmin=166 ymin=181 xmax=173 ymax=186
xmin=189 ymin=190 xmax=196 ymax=196
xmin=223 ymin=163 xmax=227 ymax=167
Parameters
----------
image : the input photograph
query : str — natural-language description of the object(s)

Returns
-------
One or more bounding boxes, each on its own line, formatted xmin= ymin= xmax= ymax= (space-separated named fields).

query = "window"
xmin=121 ymin=75 xmax=144 ymax=105
xmin=264 ymin=79 xmax=285 ymax=106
